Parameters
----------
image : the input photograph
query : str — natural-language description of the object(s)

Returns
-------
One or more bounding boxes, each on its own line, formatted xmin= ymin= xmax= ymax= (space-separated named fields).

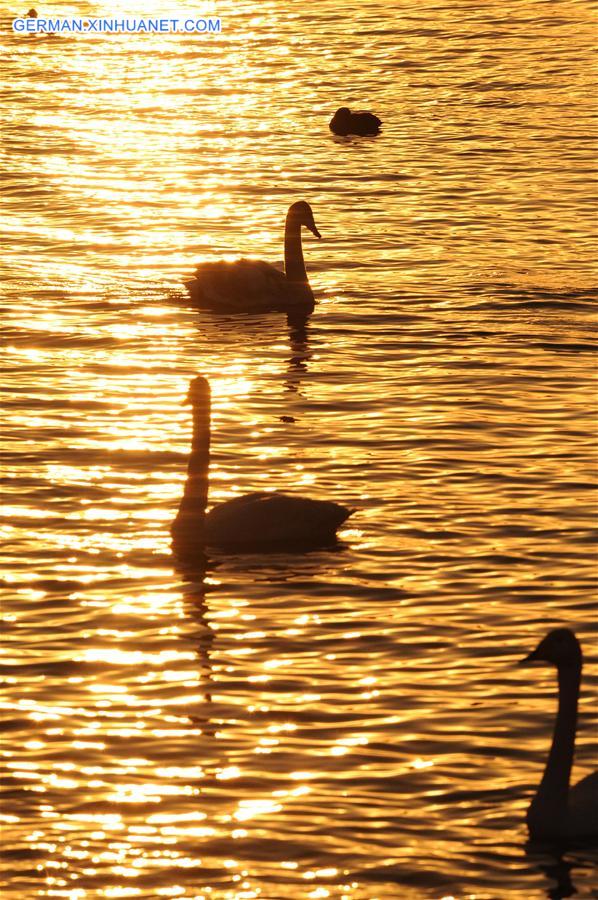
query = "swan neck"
xmin=534 ymin=662 xmax=580 ymax=817
xmin=284 ymin=212 xmax=307 ymax=284
xmin=172 ymin=395 xmax=210 ymax=541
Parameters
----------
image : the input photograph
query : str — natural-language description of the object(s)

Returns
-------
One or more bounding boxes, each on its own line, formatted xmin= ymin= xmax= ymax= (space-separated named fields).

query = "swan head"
xmin=185 ymin=375 xmax=210 ymax=408
xmin=333 ymin=107 xmax=352 ymax=124
xmin=519 ymin=628 xmax=582 ymax=670
xmin=288 ymin=201 xmax=321 ymax=239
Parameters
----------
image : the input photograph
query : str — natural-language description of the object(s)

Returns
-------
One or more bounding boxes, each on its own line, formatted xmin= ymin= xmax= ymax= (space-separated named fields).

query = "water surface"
xmin=2 ymin=1 xmax=597 ymax=897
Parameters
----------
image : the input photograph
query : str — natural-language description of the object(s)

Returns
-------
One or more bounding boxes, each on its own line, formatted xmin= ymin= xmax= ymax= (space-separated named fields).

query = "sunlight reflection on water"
xmin=2 ymin=0 xmax=598 ymax=896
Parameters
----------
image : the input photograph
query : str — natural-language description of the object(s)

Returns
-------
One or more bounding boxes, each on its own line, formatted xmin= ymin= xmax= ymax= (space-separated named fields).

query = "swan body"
xmin=329 ymin=107 xmax=382 ymax=136
xmin=204 ymin=492 xmax=351 ymax=548
xmin=186 ymin=202 xmax=321 ymax=314
xmin=520 ymin=629 xmax=598 ymax=841
xmin=171 ymin=376 xmax=352 ymax=553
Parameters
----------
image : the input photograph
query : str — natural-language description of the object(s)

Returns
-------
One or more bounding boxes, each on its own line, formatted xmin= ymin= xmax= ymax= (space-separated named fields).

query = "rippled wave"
xmin=2 ymin=0 xmax=597 ymax=897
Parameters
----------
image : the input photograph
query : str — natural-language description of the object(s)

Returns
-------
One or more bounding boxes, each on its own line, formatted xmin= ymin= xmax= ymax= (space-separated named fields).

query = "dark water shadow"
xmin=525 ymin=838 xmax=598 ymax=899
xmin=169 ymin=529 xmax=352 ymax=744
xmin=283 ymin=310 xmax=312 ymax=396
xmin=171 ymin=549 xmax=216 ymax=736
xmin=181 ymin=303 xmax=315 ymax=400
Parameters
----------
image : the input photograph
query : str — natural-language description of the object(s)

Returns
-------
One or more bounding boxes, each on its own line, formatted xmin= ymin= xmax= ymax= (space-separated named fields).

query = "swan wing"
xmin=354 ymin=112 xmax=381 ymax=133
xmin=204 ymin=492 xmax=352 ymax=547
xmin=567 ymin=771 xmax=598 ymax=837
xmin=186 ymin=260 xmax=292 ymax=312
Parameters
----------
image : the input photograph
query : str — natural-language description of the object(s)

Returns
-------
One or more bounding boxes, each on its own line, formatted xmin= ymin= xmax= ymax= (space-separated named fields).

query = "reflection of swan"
xmin=169 ymin=540 xmax=217 ymax=735
xmin=520 ymin=629 xmax=598 ymax=840
xmin=171 ymin=376 xmax=352 ymax=553
xmin=283 ymin=312 xmax=311 ymax=395
xmin=329 ymin=107 xmax=381 ymax=136
xmin=185 ymin=202 xmax=321 ymax=314
xmin=528 ymin=851 xmax=576 ymax=900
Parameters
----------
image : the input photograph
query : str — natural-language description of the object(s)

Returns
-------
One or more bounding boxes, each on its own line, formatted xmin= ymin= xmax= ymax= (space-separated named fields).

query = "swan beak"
xmin=308 ymin=221 xmax=321 ymax=239
xmin=518 ymin=649 xmax=541 ymax=666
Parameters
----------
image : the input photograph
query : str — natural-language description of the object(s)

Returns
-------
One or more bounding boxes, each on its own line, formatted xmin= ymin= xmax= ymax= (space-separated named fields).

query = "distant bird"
xmin=329 ymin=107 xmax=382 ymax=137
xmin=171 ymin=376 xmax=353 ymax=554
xmin=185 ymin=202 xmax=321 ymax=314
xmin=519 ymin=628 xmax=598 ymax=840
xmin=27 ymin=7 xmax=38 ymax=15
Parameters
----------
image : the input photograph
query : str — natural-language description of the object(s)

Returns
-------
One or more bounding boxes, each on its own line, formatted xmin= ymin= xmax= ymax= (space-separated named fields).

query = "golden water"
xmin=2 ymin=1 xmax=597 ymax=897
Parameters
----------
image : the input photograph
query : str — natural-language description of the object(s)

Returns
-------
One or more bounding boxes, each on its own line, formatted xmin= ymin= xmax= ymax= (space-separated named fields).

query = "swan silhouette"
xmin=519 ymin=628 xmax=598 ymax=841
xmin=329 ymin=107 xmax=382 ymax=137
xmin=185 ymin=202 xmax=321 ymax=314
xmin=171 ymin=376 xmax=353 ymax=553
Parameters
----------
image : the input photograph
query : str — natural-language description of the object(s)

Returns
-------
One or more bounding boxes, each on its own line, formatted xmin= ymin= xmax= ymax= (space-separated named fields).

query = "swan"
xmin=329 ymin=107 xmax=382 ymax=137
xmin=171 ymin=375 xmax=353 ymax=553
xmin=185 ymin=202 xmax=321 ymax=314
xmin=519 ymin=628 xmax=598 ymax=841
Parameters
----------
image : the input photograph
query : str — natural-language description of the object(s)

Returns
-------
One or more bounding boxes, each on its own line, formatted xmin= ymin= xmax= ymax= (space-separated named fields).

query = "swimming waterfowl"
xmin=171 ymin=376 xmax=353 ymax=553
xmin=329 ymin=107 xmax=382 ymax=136
xmin=519 ymin=629 xmax=598 ymax=841
xmin=185 ymin=202 xmax=321 ymax=314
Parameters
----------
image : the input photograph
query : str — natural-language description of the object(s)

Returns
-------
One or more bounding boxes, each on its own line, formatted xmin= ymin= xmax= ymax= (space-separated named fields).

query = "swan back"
xmin=204 ymin=492 xmax=352 ymax=548
xmin=567 ymin=772 xmax=598 ymax=837
xmin=187 ymin=259 xmax=290 ymax=312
